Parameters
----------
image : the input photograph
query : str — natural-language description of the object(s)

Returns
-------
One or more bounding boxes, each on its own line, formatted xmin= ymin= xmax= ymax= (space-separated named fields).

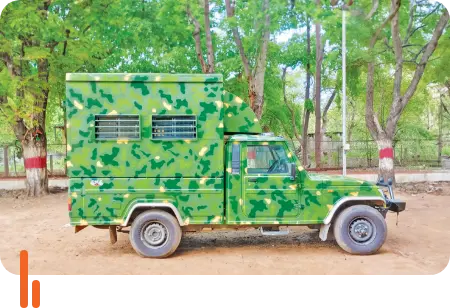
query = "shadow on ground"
xmin=94 ymin=228 xmax=339 ymax=258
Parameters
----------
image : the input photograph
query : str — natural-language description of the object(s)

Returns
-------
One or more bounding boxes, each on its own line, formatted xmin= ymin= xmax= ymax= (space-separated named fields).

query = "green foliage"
xmin=305 ymin=99 xmax=314 ymax=113
xmin=0 ymin=0 xmax=447 ymax=157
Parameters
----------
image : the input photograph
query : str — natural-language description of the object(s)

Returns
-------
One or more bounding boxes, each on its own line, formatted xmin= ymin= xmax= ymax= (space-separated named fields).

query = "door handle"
xmin=248 ymin=178 xmax=257 ymax=182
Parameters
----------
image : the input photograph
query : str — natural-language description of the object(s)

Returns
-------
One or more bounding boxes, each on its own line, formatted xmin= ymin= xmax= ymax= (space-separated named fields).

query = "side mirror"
xmin=290 ymin=163 xmax=296 ymax=180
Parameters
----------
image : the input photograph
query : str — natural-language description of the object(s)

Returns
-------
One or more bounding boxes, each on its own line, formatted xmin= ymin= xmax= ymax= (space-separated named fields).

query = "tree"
xmin=311 ymin=0 xmax=341 ymax=168
xmin=282 ymin=66 xmax=303 ymax=148
xmin=314 ymin=0 xmax=324 ymax=168
xmin=186 ymin=0 xmax=215 ymax=73
xmin=302 ymin=15 xmax=313 ymax=166
xmin=224 ymin=0 xmax=271 ymax=119
xmin=0 ymin=1 xmax=56 ymax=196
xmin=0 ymin=0 xmax=126 ymax=196
xmin=365 ymin=0 xmax=449 ymax=182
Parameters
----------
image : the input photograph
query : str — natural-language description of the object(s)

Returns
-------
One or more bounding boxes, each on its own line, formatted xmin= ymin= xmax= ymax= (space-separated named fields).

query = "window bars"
xmin=95 ymin=115 xmax=140 ymax=140
xmin=152 ymin=115 xmax=197 ymax=140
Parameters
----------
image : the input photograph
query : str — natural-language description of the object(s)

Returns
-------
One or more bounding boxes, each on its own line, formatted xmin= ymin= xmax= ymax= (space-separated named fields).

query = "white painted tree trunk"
xmin=376 ymin=138 xmax=395 ymax=184
xmin=22 ymin=141 xmax=48 ymax=197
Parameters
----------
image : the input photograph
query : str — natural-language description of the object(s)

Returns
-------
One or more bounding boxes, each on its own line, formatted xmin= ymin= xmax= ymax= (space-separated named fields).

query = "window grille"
xmin=95 ymin=115 xmax=140 ymax=140
xmin=152 ymin=115 xmax=197 ymax=140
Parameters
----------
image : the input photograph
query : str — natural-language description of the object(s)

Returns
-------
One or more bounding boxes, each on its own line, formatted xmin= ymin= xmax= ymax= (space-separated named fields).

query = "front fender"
xmin=323 ymin=196 xmax=386 ymax=225
xmin=120 ymin=198 xmax=183 ymax=227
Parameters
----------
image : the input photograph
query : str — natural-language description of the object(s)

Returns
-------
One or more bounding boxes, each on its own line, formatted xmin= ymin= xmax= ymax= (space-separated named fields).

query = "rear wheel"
xmin=333 ymin=205 xmax=387 ymax=255
xmin=129 ymin=210 xmax=182 ymax=258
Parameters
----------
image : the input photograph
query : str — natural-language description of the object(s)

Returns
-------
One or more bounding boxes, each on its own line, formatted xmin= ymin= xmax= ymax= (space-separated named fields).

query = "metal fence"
xmin=0 ymin=138 xmax=449 ymax=177
xmin=0 ymin=144 xmax=66 ymax=177
xmin=291 ymin=138 xmax=450 ymax=169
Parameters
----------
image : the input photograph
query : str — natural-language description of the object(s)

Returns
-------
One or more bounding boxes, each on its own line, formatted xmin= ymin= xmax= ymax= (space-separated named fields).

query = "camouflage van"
xmin=65 ymin=73 xmax=405 ymax=258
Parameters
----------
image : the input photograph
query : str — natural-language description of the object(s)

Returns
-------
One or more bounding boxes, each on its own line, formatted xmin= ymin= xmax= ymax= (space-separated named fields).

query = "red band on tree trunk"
xmin=24 ymin=157 xmax=47 ymax=169
xmin=379 ymin=148 xmax=394 ymax=159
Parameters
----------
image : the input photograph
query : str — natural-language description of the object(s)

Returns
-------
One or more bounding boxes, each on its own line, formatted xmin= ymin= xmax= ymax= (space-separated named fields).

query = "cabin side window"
xmin=94 ymin=115 xmax=140 ymax=140
xmin=247 ymin=144 xmax=290 ymax=174
xmin=152 ymin=115 xmax=197 ymax=140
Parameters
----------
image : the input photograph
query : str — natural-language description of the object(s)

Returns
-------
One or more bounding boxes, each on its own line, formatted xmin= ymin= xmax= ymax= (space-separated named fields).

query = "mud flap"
xmin=109 ymin=226 xmax=118 ymax=244
xmin=75 ymin=226 xmax=88 ymax=233
xmin=319 ymin=224 xmax=331 ymax=241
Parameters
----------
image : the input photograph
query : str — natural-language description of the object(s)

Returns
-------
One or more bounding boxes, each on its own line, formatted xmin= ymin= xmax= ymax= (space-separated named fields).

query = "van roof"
xmin=66 ymin=73 xmax=223 ymax=83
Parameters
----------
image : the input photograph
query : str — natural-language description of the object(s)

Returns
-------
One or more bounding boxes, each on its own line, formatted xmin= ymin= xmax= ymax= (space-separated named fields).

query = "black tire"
xmin=129 ymin=210 xmax=182 ymax=258
xmin=333 ymin=205 xmax=387 ymax=255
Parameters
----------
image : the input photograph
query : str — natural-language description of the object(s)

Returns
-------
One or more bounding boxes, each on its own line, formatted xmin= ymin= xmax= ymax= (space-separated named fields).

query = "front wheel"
xmin=333 ymin=205 xmax=387 ymax=255
xmin=129 ymin=210 xmax=182 ymax=258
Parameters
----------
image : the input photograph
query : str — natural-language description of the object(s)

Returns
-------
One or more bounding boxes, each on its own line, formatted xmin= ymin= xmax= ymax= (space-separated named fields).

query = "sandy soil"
xmin=0 ymin=186 xmax=449 ymax=275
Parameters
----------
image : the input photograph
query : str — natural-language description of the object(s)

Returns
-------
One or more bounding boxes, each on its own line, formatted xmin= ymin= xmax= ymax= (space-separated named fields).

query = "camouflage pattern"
xmin=66 ymin=73 xmax=384 ymax=228
xmin=225 ymin=135 xmax=384 ymax=225
xmin=223 ymin=91 xmax=261 ymax=134
xmin=66 ymin=73 xmax=225 ymax=179
xmin=68 ymin=177 xmax=224 ymax=226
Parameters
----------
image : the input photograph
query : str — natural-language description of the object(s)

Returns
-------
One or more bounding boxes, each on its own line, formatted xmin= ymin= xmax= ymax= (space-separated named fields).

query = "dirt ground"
xmin=0 ymin=184 xmax=449 ymax=275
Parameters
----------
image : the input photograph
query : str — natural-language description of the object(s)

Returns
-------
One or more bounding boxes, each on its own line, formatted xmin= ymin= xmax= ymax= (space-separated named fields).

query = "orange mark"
xmin=32 ymin=280 xmax=40 ymax=308
xmin=20 ymin=250 xmax=28 ymax=308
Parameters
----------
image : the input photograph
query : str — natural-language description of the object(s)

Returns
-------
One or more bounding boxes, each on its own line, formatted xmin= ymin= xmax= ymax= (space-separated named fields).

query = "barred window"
xmin=95 ymin=115 xmax=140 ymax=140
xmin=152 ymin=115 xmax=197 ymax=140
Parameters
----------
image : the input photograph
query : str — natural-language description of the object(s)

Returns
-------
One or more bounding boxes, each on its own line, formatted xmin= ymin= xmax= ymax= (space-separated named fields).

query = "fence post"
xmin=4 ymin=146 xmax=9 ymax=177
xmin=13 ymin=150 xmax=17 ymax=176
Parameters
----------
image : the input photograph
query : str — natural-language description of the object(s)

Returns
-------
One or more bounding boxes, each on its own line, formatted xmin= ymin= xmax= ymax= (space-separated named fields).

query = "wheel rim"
xmin=349 ymin=217 xmax=375 ymax=244
xmin=140 ymin=221 xmax=169 ymax=248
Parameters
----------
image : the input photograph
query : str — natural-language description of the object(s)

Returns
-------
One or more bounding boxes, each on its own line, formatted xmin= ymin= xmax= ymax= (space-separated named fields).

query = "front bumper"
xmin=386 ymin=199 xmax=406 ymax=213
xmin=376 ymin=181 xmax=406 ymax=213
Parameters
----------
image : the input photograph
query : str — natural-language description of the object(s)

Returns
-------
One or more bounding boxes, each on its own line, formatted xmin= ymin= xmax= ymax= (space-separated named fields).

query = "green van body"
xmin=65 ymin=73 xmax=387 ymax=233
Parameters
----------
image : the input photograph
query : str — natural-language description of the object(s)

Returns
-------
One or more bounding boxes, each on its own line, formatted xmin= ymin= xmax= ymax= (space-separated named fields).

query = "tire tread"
xmin=129 ymin=209 xmax=182 ymax=258
xmin=333 ymin=205 xmax=387 ymax=255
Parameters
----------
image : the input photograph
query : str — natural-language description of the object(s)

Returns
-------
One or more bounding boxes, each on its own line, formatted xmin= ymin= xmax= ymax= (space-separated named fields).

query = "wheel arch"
xmin=121 ymin=203 xmax=184 ymax=227
xmin=319 ymin=197 xmax=385 ymax=241
xmin=323 ymin=196 xmax=386 ymax=225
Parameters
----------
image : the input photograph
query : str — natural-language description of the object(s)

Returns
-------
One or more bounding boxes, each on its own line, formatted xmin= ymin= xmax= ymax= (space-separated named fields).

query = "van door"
xmin=242 ymin=142 xmax=300 ymax=222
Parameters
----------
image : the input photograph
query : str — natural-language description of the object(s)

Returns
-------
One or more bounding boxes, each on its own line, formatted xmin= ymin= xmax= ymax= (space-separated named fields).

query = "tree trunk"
xmin=282 ymin=66 xmax=302 ymax=146
xmin=302 ymin=16 xmax=312 ymax=167
xmin=252 ymin=73 xmax=265 ymax=119
xmin=302 ymin=111 xmax=310 ymax=166
xmin=204 ymin=0 xmax=215 ymax=73
xmin=320 ymin=88 xmax=337 ymax=145
xmin=347 ymin=100 xmax=356 ymax=142
xmin=186 ymin=5 xmax=208 ymax=73
xmin=225 ymin=0 xmax=269 ymax=119
xmin=376 ymin=138 xmax=395 ymax=184
xmin=254 ymin=92 xmax=264 ymax=119
xmin=247 ymin=76 xmax=257 ymax=115
xmin=22 ymin=131 xmax=48 ymax=196
xmin=252 ymin=0 xmax=270 ymax=119
xmin=314 ymin=0 xmax=323 ymax=168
